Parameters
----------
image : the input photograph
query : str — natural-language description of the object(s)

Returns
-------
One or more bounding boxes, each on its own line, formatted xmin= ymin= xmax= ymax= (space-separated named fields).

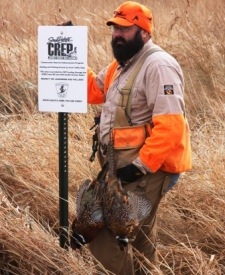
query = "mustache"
xmin=111 ymin=37 xmax=127 ymax=47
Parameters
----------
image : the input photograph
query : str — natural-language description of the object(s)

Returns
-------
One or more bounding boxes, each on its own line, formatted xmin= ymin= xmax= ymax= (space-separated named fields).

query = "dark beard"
xmin=111 ymin=29 xmax=144 ymax=66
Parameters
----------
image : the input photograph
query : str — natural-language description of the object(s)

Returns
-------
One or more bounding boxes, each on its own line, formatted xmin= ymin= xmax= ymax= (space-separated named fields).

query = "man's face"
xmin=111 ymin=25 xmax=144 ymax=66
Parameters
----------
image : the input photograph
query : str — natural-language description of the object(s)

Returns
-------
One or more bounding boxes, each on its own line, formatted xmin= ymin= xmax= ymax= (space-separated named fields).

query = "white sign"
xmin=38 ymin=26 xmax=88 ymax=113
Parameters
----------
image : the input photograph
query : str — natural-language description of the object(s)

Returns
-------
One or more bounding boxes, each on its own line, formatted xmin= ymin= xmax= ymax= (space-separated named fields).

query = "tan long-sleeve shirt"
xmin=88 ymin=39 xmax=192 ymax=173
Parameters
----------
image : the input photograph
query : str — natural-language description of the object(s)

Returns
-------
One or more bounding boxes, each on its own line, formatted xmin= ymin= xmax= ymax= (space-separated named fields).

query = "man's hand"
xmin=116 ymin=164 xmax=143 ymax=183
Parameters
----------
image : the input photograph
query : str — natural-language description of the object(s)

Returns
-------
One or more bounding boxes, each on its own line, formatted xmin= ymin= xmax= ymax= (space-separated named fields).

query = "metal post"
xmin=58 ymin=112 xmax=69 ymax=248
xmin=57 ymin=20 xmax=73 ymax=249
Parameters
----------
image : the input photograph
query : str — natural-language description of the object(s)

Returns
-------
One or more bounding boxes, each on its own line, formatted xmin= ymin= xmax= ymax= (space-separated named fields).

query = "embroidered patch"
xmin=164 ymin=85 xmax=174 ymax=95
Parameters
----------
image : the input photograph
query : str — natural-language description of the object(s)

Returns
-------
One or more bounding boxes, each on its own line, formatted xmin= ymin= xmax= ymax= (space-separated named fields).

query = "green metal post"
xmin=58 ymin=112 xmax=69 ymax=248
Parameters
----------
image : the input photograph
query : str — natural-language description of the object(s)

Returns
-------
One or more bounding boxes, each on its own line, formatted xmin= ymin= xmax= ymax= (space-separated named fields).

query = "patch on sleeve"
xmin=164 ymin=85 xmax=174 ymax=95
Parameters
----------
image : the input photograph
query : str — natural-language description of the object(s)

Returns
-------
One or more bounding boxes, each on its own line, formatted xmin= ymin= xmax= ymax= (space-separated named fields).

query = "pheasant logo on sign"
xmin=55 ymin=82 xmax=69 ymax=98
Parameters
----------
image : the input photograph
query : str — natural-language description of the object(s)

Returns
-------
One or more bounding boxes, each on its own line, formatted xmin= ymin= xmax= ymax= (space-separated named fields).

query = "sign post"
xmin=58 ymin=112 xmax=69 ymax=248
xmin=38 ymin=25 xmax=88 ymax=248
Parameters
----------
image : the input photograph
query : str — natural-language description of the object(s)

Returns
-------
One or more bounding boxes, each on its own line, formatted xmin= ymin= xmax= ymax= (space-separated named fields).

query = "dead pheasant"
xmin=103 ymin=177 xmax=151 ymax=249
xmin=70 ymin=163 xmax=108 ymax=249
xmin=102 ymin=133 xmax=152 ymax=249
xmin=70 ymin=132 xmax=151 ymax=250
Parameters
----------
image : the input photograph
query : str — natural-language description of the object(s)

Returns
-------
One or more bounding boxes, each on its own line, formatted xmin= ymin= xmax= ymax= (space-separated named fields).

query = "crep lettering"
xmin=48 ymin=43 xmax=73 ymax=56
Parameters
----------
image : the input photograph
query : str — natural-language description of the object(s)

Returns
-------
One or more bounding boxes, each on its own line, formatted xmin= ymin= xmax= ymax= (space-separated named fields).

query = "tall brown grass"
xmin=0 ymin=0 xmax=225 ymax=274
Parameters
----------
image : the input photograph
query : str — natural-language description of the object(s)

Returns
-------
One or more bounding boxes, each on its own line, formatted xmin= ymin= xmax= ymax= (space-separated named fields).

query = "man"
xmin=87 ymin=1 xmax=192 ymax=274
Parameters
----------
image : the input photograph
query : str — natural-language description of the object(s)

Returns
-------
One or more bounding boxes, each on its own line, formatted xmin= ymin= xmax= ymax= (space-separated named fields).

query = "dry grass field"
xmin=0 ymin=0 xmax=225 ymax=274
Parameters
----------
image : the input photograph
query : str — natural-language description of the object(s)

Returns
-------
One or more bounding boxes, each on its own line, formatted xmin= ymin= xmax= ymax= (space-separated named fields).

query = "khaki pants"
xmin=89 ymin=170 xmax=172 ymax=275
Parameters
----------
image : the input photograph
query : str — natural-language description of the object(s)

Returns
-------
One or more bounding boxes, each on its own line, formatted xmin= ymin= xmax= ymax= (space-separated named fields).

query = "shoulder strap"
xmin=115 ymin=48 xmax=163 ymax=126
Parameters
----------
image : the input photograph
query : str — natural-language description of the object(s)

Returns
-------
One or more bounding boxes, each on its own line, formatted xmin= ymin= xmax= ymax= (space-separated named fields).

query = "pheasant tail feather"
xmin=127 ymin=191 xmax=152 ymax=221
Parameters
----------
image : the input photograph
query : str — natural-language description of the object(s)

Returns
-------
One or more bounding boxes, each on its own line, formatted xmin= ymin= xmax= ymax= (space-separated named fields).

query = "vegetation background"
xmin=0 ymin=0 xmax=225 ymax=274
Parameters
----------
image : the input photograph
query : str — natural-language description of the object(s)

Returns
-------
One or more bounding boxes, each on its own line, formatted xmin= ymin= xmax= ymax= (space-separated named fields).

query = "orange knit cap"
xmin=106 ymin=1 xmax=153 ymax=33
